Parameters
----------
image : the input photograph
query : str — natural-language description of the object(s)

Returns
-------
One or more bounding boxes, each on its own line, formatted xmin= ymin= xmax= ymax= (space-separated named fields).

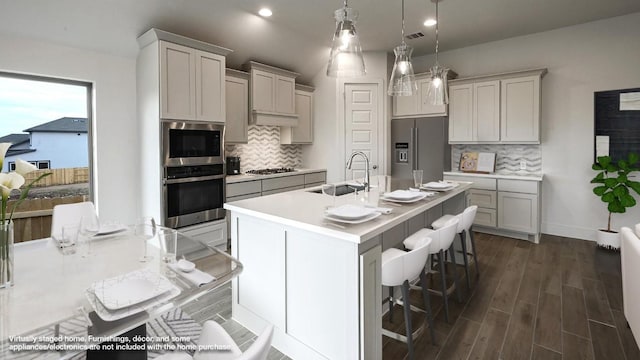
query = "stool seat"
xmin=403 ymin=228 xmax=434 ymax=252
xmin=431 ymin=214 xmax=458 ymax=230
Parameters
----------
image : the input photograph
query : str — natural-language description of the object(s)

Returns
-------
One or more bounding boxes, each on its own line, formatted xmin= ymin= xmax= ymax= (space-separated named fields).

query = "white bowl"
xmin=177 ymin=259 xmax=196 ymax=272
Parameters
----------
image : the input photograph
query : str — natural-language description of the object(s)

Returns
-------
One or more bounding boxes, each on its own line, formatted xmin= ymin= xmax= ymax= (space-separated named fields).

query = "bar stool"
xmin=431 ymin=205 xmax=479 ymax=291
xmin=382 ymin=235 xmax=436 ymax=359
xmin=403 ymin=217 xmax=461 ymax=323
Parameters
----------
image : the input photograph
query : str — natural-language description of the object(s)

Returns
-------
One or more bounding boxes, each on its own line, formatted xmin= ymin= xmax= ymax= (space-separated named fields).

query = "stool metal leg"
xmin=459 ymin=231 xmax=471 ymax=291
xmin=389 ymin=287 xmax=394 ymax=323
xmin=438 ymin=249 xmax=450 ymax=323
xmin=419 ymin=271 xmax=437 ymax=345
xmin=401 ymin=280 xmax=414 ymax=360
xmin=449 ymin=244 xmax=463 ymax=303
xmin=469 ymin=227 xmax=480 ymax=278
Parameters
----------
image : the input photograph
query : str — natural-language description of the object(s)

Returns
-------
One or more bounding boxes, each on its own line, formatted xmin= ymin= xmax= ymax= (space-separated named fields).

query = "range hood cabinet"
xmin=251 ymin=110 xmax=298 ymax=127
xmin=247 ymin=61 xmax=300 ymax=127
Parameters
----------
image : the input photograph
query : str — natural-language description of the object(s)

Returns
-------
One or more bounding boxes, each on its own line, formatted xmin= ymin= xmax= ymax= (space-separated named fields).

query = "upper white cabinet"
xmin=448 ymin=68 xmax=546 ymax=144
xmin=281 ymin=85 xmax=314 ymax=144
xmin=160 ymin=41 xmax=226 ymax=122
xmin=225 ymin=69 xmax=249 ymax=144
xmin=247 ymin=61 xmax=299 ymax=126
xmin=392 ymin=72 xmax=454 ymax=118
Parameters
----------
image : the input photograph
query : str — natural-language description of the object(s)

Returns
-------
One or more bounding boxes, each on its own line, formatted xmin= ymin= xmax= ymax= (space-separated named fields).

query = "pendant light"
xmin=388 ymin=0 xmax=417 ymax=96
xmin=326 ymin=0 xmax=366 ymax=77
xmin=426 ymin=0 xmax=448 ymax=105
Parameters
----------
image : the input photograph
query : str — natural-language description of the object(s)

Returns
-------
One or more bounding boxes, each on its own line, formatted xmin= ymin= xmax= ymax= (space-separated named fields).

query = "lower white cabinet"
xmin=498 ymin=192 xmax=538 ymax=233
xmin=178 ymin=219 xmax=227 ymax=254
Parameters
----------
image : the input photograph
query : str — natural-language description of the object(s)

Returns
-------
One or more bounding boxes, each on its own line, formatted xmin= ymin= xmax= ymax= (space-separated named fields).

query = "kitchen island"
xmin=224 ymin=178 xmax=472 ymax=359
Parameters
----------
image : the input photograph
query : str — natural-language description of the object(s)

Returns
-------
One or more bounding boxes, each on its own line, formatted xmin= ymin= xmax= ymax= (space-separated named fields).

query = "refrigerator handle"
xmin=413 ymin=127 xmax=419 ymax=169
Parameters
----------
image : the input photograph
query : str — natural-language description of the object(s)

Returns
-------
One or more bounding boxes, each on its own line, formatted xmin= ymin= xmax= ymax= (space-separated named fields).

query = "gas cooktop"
xmin=245 ymin=168 xmax=296 ymax=175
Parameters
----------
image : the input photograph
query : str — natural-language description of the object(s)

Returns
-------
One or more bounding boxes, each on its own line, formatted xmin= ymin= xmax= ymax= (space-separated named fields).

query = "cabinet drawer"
xmin=497 ymin=179 xmax=538 ymax=194
xmin=444 ymin=175 xmax=496 ymax=190
xmin=305 ymin=182 xmax=324 ymax=189
xmin=179 ymin=220 xmax=227 ymax=249
xmin=262 ymin=175 xmax=304 ymax=191
xmin=469 ymin=189 xmax=497 ymax=209
xmin=262 ymin=185 xmax=305 ymax=196
xmin=474 ymin=208 xmax=497 ymax=228
xmin=226 ymin=192 xmax=261 ymax=202
xmin=304 ymin=172 xmax=326 ymax=184
xmin=227 ymin=180 xmax=261 ymax=197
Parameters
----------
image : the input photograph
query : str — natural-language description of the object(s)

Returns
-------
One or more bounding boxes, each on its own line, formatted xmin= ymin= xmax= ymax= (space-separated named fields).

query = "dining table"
xmin=0 ymin=225 xmax=242 ymax=359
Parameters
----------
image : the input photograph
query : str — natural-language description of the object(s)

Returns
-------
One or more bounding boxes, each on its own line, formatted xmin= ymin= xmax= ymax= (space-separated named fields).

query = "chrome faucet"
xmin=346 ymin=151 xmax=370 ymax=192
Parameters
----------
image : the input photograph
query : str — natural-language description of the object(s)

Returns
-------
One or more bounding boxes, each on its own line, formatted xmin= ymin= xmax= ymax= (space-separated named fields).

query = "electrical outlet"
xmin=520 ymin=160 xmax=527 ymax=170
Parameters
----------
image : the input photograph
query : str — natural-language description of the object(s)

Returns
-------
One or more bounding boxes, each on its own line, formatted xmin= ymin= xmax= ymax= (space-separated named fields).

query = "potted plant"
xmin=591 ymin=153 xmax=640 ymax=250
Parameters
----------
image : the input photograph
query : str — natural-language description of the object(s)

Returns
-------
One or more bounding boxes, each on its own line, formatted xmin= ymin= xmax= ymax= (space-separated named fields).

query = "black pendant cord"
xmin=434 ymin=0 xmax=439 ymax=65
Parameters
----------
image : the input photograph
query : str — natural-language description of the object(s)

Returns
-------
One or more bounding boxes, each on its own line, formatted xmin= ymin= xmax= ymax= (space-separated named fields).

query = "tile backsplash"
xmin=451 ymin=144 xmax=542 ymax=174
xmin=225 ymin=125 xmax=302 ymax=172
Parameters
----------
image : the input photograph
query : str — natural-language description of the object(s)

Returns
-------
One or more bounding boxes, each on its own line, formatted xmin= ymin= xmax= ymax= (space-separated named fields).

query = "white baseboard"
xmin=541 ymin=222 xmax=596 ymax=241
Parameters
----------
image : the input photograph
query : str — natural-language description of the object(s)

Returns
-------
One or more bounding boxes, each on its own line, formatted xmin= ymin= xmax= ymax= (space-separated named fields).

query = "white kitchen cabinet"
xmin=178 ymin=219 xmax=227 ymax=253
xmin=248 ymin=61 xmax=299 ymax=126
xmin=498 ymin=192 xmax=538 ymax=233
xmin=448 ymin=68 xmax=546 ymax=144
xmin=500 ymin=75 xmax=540 ymax=143
xmin=225 ymin=70 xmax=249 ymax=143
xmin=160 ymin=41 xmax=226 ymax=122
xmin=392 ymin=73 xmax=450 ymax=118
xmin=281 ymin=85 xmax=314 ymax=144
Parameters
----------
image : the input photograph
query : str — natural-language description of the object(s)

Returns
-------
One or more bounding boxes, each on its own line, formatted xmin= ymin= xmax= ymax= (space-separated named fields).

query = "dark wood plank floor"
xmin=382 ymin=232 xmax=640 ymax=360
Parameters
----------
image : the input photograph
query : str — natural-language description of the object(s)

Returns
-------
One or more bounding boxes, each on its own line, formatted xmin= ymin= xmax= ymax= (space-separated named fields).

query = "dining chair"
xmin=50 ymin=201 xmax=97 ymax=241
xmin=155 ymin=322 xmax=274 ymax=360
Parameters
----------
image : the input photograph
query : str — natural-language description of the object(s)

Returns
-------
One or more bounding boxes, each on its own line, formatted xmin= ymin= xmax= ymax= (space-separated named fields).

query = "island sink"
xmin=307 ymin=184 xmax=363 ymax=196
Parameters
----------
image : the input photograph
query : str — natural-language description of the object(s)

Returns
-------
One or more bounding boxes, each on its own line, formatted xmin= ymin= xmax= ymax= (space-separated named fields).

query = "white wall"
xmin=11 ymin=132 xmax=88 ymax=169
xmin=414 ymin=12 xmax=640 ymax=240
xmin=302 ymin=52 xmax=391 ymax=183
xmin=0 ymin=34 xmax=138 ymax=224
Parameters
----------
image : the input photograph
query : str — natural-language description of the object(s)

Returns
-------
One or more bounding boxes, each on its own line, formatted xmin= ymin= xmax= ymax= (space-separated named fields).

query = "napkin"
xmin=365 ymin=205 xmax=393 ymax=214
xmin=169 ymin=264 xmax=216 ymax=287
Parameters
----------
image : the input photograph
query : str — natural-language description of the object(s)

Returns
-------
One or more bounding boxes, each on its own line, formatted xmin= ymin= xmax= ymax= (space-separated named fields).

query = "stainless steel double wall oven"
xmin=162 ymin=121 xmax=225 ymax=228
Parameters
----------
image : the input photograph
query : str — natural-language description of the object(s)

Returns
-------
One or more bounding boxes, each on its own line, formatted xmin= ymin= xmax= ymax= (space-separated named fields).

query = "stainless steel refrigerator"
xmin=391 ymin=117 xmax=451 ymax=182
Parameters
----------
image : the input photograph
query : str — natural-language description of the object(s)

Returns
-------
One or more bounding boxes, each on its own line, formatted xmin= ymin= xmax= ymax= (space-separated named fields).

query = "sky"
xmin=0 ymin=76 xmax=87 ymax=137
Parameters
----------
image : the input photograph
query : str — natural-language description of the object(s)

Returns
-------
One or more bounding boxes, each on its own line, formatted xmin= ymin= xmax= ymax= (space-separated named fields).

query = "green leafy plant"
xmin=591 ymin=153 xmax=640 ymax=232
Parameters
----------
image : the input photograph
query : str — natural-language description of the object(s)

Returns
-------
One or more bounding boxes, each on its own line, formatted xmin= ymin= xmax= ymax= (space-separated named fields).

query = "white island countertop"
xmin=224 ymin=178 xmax=472 ymax=244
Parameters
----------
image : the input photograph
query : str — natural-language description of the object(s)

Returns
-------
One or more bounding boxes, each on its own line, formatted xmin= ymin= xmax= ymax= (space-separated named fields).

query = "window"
xmin=0 ymin=72 xmax=93 ymax=243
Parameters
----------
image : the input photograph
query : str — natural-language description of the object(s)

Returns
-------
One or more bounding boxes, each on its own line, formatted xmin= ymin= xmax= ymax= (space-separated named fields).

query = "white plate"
xmin=91 ymin=269 xmax=174 ymax=310
xmin=86 ymin=283 xmax=181 ymax=321
xmin=326 ymin=204 xmax=378 ymax=220
xmin=324 ymin=211 xmax=382 ymax=224
xmin=381 ymin=192 xmax=428 ymax=203
xmin=423 ymin=181 xmax=454 ymax=189
xmin=383 ymin=190 xmax=424 ymax=200
xmin=96 ymin=223 xmax=128 ymax=236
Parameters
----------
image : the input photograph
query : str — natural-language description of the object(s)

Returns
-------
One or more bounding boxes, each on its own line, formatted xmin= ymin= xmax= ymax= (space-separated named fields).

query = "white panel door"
xmin=345 ymin=84 xmax=379 ymax=182
xmin=448 ymin=83 xmax=473 ymax=142
xmin=474 ymin=80 xmax=500 ymax=141
xmin=160 ymin=41 xmax=196 ymax=120
xmin=498 ymin=192 xmax=538 ymax=233
xmin=195 ymin=50 xmax=225 ymax=122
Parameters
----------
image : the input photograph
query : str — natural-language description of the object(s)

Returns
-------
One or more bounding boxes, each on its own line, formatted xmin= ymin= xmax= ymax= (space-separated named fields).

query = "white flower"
xmin=0 ymin=143 xmax=11 ymax=171
xmin=0 ymin=173 xmax=25 ymax=198
xmin=14 ymin=159 xmax=38 ymax=176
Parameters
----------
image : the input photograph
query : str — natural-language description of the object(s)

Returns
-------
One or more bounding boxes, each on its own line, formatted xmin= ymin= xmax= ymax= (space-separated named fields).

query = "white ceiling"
xmin=1 ymin=0 xmax=639 ymax=82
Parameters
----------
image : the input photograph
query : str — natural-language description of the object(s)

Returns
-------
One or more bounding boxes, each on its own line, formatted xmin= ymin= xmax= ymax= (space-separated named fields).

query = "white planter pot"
xmin=596 ymin=229 xmax=620 ymax=250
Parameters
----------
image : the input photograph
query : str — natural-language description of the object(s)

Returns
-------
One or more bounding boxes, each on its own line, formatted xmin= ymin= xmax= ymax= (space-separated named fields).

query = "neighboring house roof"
xmin=0 ymin=133 xmax=30 ymax=146
xmin=24 ymin=117 xmax=88 ymax=133
xmin=6 ymin=149 xmax=36 ymax=157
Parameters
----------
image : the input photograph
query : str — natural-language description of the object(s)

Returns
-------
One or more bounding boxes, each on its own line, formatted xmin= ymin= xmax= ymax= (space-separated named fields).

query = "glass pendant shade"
xmin=426 ymin=64 xmax=448 ymax=105
xmin=326 ymin=7 xmax=366 ymax=77
xmin=388 ymin=44 xmax=417 ymax=96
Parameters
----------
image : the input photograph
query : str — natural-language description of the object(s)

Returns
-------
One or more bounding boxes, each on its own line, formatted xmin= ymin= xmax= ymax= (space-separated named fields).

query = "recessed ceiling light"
xmin=259 ymin=8 xmax=273 ymax=17
xmin=424 ymin=18 xmax=437 ymax=27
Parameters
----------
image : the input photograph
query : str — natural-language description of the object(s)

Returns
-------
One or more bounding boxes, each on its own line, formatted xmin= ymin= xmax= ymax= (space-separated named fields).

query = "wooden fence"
xmin=10 ymin=195 xmax=89 ymax=243
xmin=24 ymin=167 xmax=89 ymax=187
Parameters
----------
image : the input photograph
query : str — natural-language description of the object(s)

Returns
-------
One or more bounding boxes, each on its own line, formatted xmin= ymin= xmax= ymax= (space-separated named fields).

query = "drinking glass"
xmin=321 ymin=184 xmax=336 ymax=209
xmin=78 ymin=214 xmax=99 ymax=257
xmin=60 ymin=224 xmax=79 ymax=255
xmin=412 ymin=169 xmax=423 ymax=188
xmin=158 ymin=228 xmax=178 ymax=277
xmin=135 ymin=216 xmax=156 ymax=262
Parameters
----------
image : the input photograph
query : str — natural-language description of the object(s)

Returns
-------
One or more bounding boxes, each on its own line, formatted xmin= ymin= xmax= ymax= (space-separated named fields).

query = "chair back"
xmin=461 ymin=205 xmax=478 ymax=232
xmin=382 ymin=237 xmax=432 ymax=286
xmin=50 ymin=201 xmax=96 ymax=240
xmin=238 ymin=324 xmax=274 ymax=360
xmin=430 ymin=217 xmax=459 ymax=252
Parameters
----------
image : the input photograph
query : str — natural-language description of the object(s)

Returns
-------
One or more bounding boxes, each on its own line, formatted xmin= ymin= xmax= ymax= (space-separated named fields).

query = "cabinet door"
xmin=498 ymin=192 xmax=538 ymax=233
xmin=448 ymin=84 xmax=474 ymax=142
xmin=418 ymin=78 xmax=448 ymax=116
xmin=469 ymin=189 xmax=497 ymax=209
xmin=225 ymin=76 xmax=249 ymax=143
xmin=500 ymin=76 xmax=540 ymax=143
xmin=392 ymin=90 xmax=419 ymax=117
xmin=160 ymin=41 xmax=196 ymax=120
xmin=251 ymin=69 xmax=275 ymax=112
xmin=195 ymin=51 xmax=225 ymax=122
xmin=275 ymin=75 xmax=295 ymax=114
xmin=281 ymin=90 xmax=313 ymax=144
xmin=473 ymin=80 xmax=500 ymax=142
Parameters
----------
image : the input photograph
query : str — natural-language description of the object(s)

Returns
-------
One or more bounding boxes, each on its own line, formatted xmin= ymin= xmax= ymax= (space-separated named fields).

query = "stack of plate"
xmin=421 ymin=181 xmax=458 ymax=191
xmin=85 ymin=269 xmax=181 ymax=321
xmin=381 ymin=190 xmax=428 ymax=203
xmin=324 ymin=204 xmax=381 ymax=224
